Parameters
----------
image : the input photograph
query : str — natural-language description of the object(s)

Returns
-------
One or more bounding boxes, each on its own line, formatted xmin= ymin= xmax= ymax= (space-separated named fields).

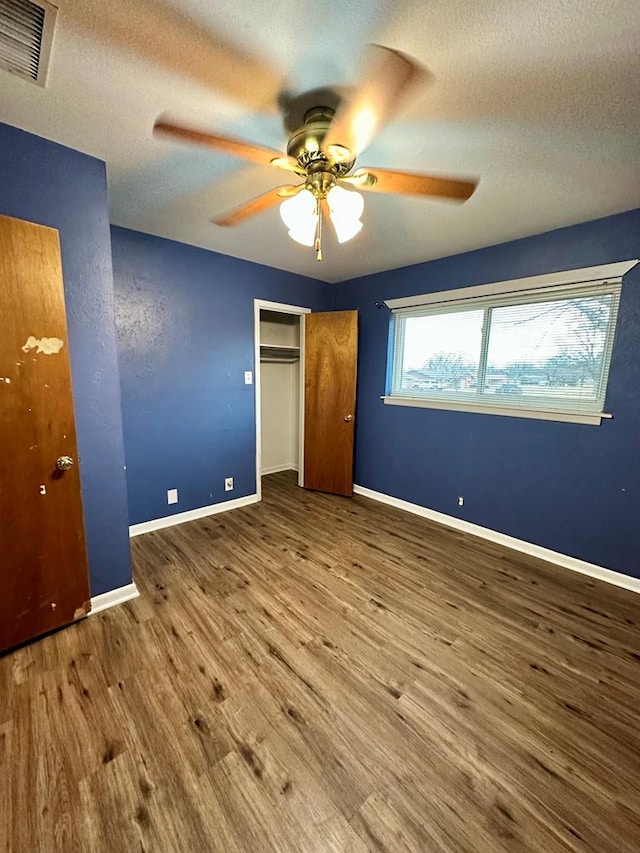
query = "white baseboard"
xmin=353 ymin=484 xmax=640 ymax=596
xmin=261 ymin=464 xmax=299 ymax=475
xmin=129 ymin=493 xmax=259 ymax=537
xmin=90 ymin=582 xmax=140 ymax=616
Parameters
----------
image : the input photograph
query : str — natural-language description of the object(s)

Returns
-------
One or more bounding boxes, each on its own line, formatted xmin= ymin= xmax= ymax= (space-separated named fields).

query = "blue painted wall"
xmin=333 ymin=209 xmax=640 ymax=579
xmin=0 ymin=122 xmax=132 ymax=596
xmin=111 ymin=226 xmax=331 ymax=525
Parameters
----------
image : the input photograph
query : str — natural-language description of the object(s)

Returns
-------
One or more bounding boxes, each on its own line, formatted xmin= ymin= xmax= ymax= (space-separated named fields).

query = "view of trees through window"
xmin=394 ymin=290 xmax=618 ymax=411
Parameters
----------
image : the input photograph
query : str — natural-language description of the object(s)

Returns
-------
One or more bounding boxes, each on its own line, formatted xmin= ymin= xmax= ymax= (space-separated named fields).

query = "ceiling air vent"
xmin=0 ymin=0 xmax=57 ymax=86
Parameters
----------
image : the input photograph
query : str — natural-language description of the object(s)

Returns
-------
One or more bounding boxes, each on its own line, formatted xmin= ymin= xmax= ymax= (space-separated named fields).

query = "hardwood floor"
xmin=2 ymin=471 xmax=640 ymax=852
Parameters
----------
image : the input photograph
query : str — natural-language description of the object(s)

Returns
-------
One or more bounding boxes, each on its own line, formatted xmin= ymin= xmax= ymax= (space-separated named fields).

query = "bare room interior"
xmin=1 ymin=0 xmax=639 ymax=850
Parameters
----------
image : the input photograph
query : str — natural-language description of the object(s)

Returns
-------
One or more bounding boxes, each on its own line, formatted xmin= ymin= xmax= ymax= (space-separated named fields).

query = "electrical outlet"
xmin=224 ymin=477 xmax=234 ymax=492
xmin=458 ymin=496 xmax=464 ymax=507
xmin=244 ymin=370 xmax=253 ymax=385
xmin=167 ymin=488 xmax=178 ymax=505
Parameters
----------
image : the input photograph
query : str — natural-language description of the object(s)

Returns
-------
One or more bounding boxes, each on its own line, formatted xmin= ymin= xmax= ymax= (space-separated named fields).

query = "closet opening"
xmin=254 ymin=300 xmax=310 ymax=501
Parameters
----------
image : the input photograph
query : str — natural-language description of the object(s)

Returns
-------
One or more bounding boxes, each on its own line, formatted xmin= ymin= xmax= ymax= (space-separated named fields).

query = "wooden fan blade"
xmin=64 ymin=0 xmax=283 ymax=111
xmin=342 ymin=167 xmax=478 ymax=201
xmin=212 ymin=185 xmax=303 ymax=227
xmin=154 ymin=120 xmax=299 ymax=171
xmin=322 ymin=45 xmax=430 ymax=162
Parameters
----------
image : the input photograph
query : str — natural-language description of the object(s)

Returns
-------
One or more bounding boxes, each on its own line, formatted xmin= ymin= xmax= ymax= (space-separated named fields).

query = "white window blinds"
xmin=384 ymin=261 xmax=638 ymax=423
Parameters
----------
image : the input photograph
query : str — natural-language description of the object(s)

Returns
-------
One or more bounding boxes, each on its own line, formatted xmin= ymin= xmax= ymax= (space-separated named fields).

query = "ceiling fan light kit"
xmin=280 ymin=151 xmax=364 ymax=260
xmin=154 ymin=45 xmax=478 ymax=261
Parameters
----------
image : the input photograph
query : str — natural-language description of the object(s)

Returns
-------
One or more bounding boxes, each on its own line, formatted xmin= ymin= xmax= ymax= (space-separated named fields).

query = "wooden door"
xmin=0 ymin=214 xmax=90 ymax=654
xmin=303 ymin=310 xmax=358 ymax=496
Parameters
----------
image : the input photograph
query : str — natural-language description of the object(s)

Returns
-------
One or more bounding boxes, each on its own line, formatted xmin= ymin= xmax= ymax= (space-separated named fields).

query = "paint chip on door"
xmin=21 ymin=336 xmax=64 ymax=355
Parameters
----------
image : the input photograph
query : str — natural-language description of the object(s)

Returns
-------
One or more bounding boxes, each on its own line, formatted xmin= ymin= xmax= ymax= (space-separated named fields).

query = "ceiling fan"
xmin=154 ymin=45 xmax=478 ymax=261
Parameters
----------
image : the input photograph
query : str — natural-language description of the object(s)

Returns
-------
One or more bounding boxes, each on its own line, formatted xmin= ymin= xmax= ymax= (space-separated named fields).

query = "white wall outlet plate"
xmin=244 ymin=371 xmax=253 ymax=385
xmin=224 ymin=477 xmax=234 ymax=492
xmin=167 ymin=488 xmax=178 ymax=504
xmin=458 ymin=496 xmax=464 ymax=507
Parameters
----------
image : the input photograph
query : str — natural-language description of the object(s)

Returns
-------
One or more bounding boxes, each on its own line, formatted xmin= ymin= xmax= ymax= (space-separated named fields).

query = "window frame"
xmin=382 ymin=260 xmax=638 ymax=426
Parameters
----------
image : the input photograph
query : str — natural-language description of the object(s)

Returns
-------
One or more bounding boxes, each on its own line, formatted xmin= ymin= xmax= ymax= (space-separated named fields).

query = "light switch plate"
xmin=244 ymin=371 xmax=253 ymax=385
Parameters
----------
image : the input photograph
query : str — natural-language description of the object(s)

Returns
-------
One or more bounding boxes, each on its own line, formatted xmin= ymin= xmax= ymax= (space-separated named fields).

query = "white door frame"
xmin=254 ymin=299 xmax=311 ymax=502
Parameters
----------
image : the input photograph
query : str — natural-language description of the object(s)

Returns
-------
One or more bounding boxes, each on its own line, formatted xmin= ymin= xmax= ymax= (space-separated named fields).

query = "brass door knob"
xmin=344 ymin=414 xmax=353 ymax=422
xmin=56 ymin=456 xmax=74 ymax=471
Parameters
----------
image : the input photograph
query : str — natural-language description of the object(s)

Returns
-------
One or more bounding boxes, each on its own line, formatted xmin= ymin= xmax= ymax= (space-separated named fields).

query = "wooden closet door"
xmin=303 ymin=310 xmax=358 ymax=496
xmin=0 ymin=214 xmax=90 ymax=653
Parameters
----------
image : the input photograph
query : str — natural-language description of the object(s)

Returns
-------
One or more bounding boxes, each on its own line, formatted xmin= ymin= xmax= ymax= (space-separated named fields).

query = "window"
xmin=384 ymin=261 xmax=637 ymax=425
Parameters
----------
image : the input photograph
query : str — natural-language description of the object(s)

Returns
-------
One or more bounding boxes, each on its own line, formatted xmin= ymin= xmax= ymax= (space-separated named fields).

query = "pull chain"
xmin=315 ymin=198 xmax=323 ymax=262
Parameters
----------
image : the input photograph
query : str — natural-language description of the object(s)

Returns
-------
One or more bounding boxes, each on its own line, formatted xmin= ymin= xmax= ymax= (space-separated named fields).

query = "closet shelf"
xmin=260 ymin=344 xmax=300 ymax=363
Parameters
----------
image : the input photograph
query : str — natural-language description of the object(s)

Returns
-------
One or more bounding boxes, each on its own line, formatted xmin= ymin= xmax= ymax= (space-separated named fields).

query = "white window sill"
xmin=381 ymin=395 xmax=612 ymax=426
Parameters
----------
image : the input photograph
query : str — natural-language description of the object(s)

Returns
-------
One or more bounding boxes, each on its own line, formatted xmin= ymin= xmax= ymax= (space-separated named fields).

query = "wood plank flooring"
xmin=2 ymin=471 xmax=640 ymax=852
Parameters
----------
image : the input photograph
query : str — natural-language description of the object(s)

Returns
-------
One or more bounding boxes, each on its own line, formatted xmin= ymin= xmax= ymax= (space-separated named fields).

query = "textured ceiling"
xmin=0 ymin=0 xmax=639 ymax=282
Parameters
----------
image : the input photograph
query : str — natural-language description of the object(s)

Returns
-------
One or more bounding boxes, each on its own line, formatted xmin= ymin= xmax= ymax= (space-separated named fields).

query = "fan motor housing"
xmin=286 ymin=106 xmax=354 ymax=177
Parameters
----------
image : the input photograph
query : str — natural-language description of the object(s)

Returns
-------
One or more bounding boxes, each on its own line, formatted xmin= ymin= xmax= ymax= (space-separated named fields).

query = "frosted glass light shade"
xmin=327 ymin=185 xmax=364 ymax=220
xmin=288 ymin=217 xmax=319 ymax=246
xmin=327 ymin=185 xmax=364 ymax=244
xmin=280 ymin=189 xmax=318 ymax=246
xmin=331 ymin=217 xmax=363 ymax=244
